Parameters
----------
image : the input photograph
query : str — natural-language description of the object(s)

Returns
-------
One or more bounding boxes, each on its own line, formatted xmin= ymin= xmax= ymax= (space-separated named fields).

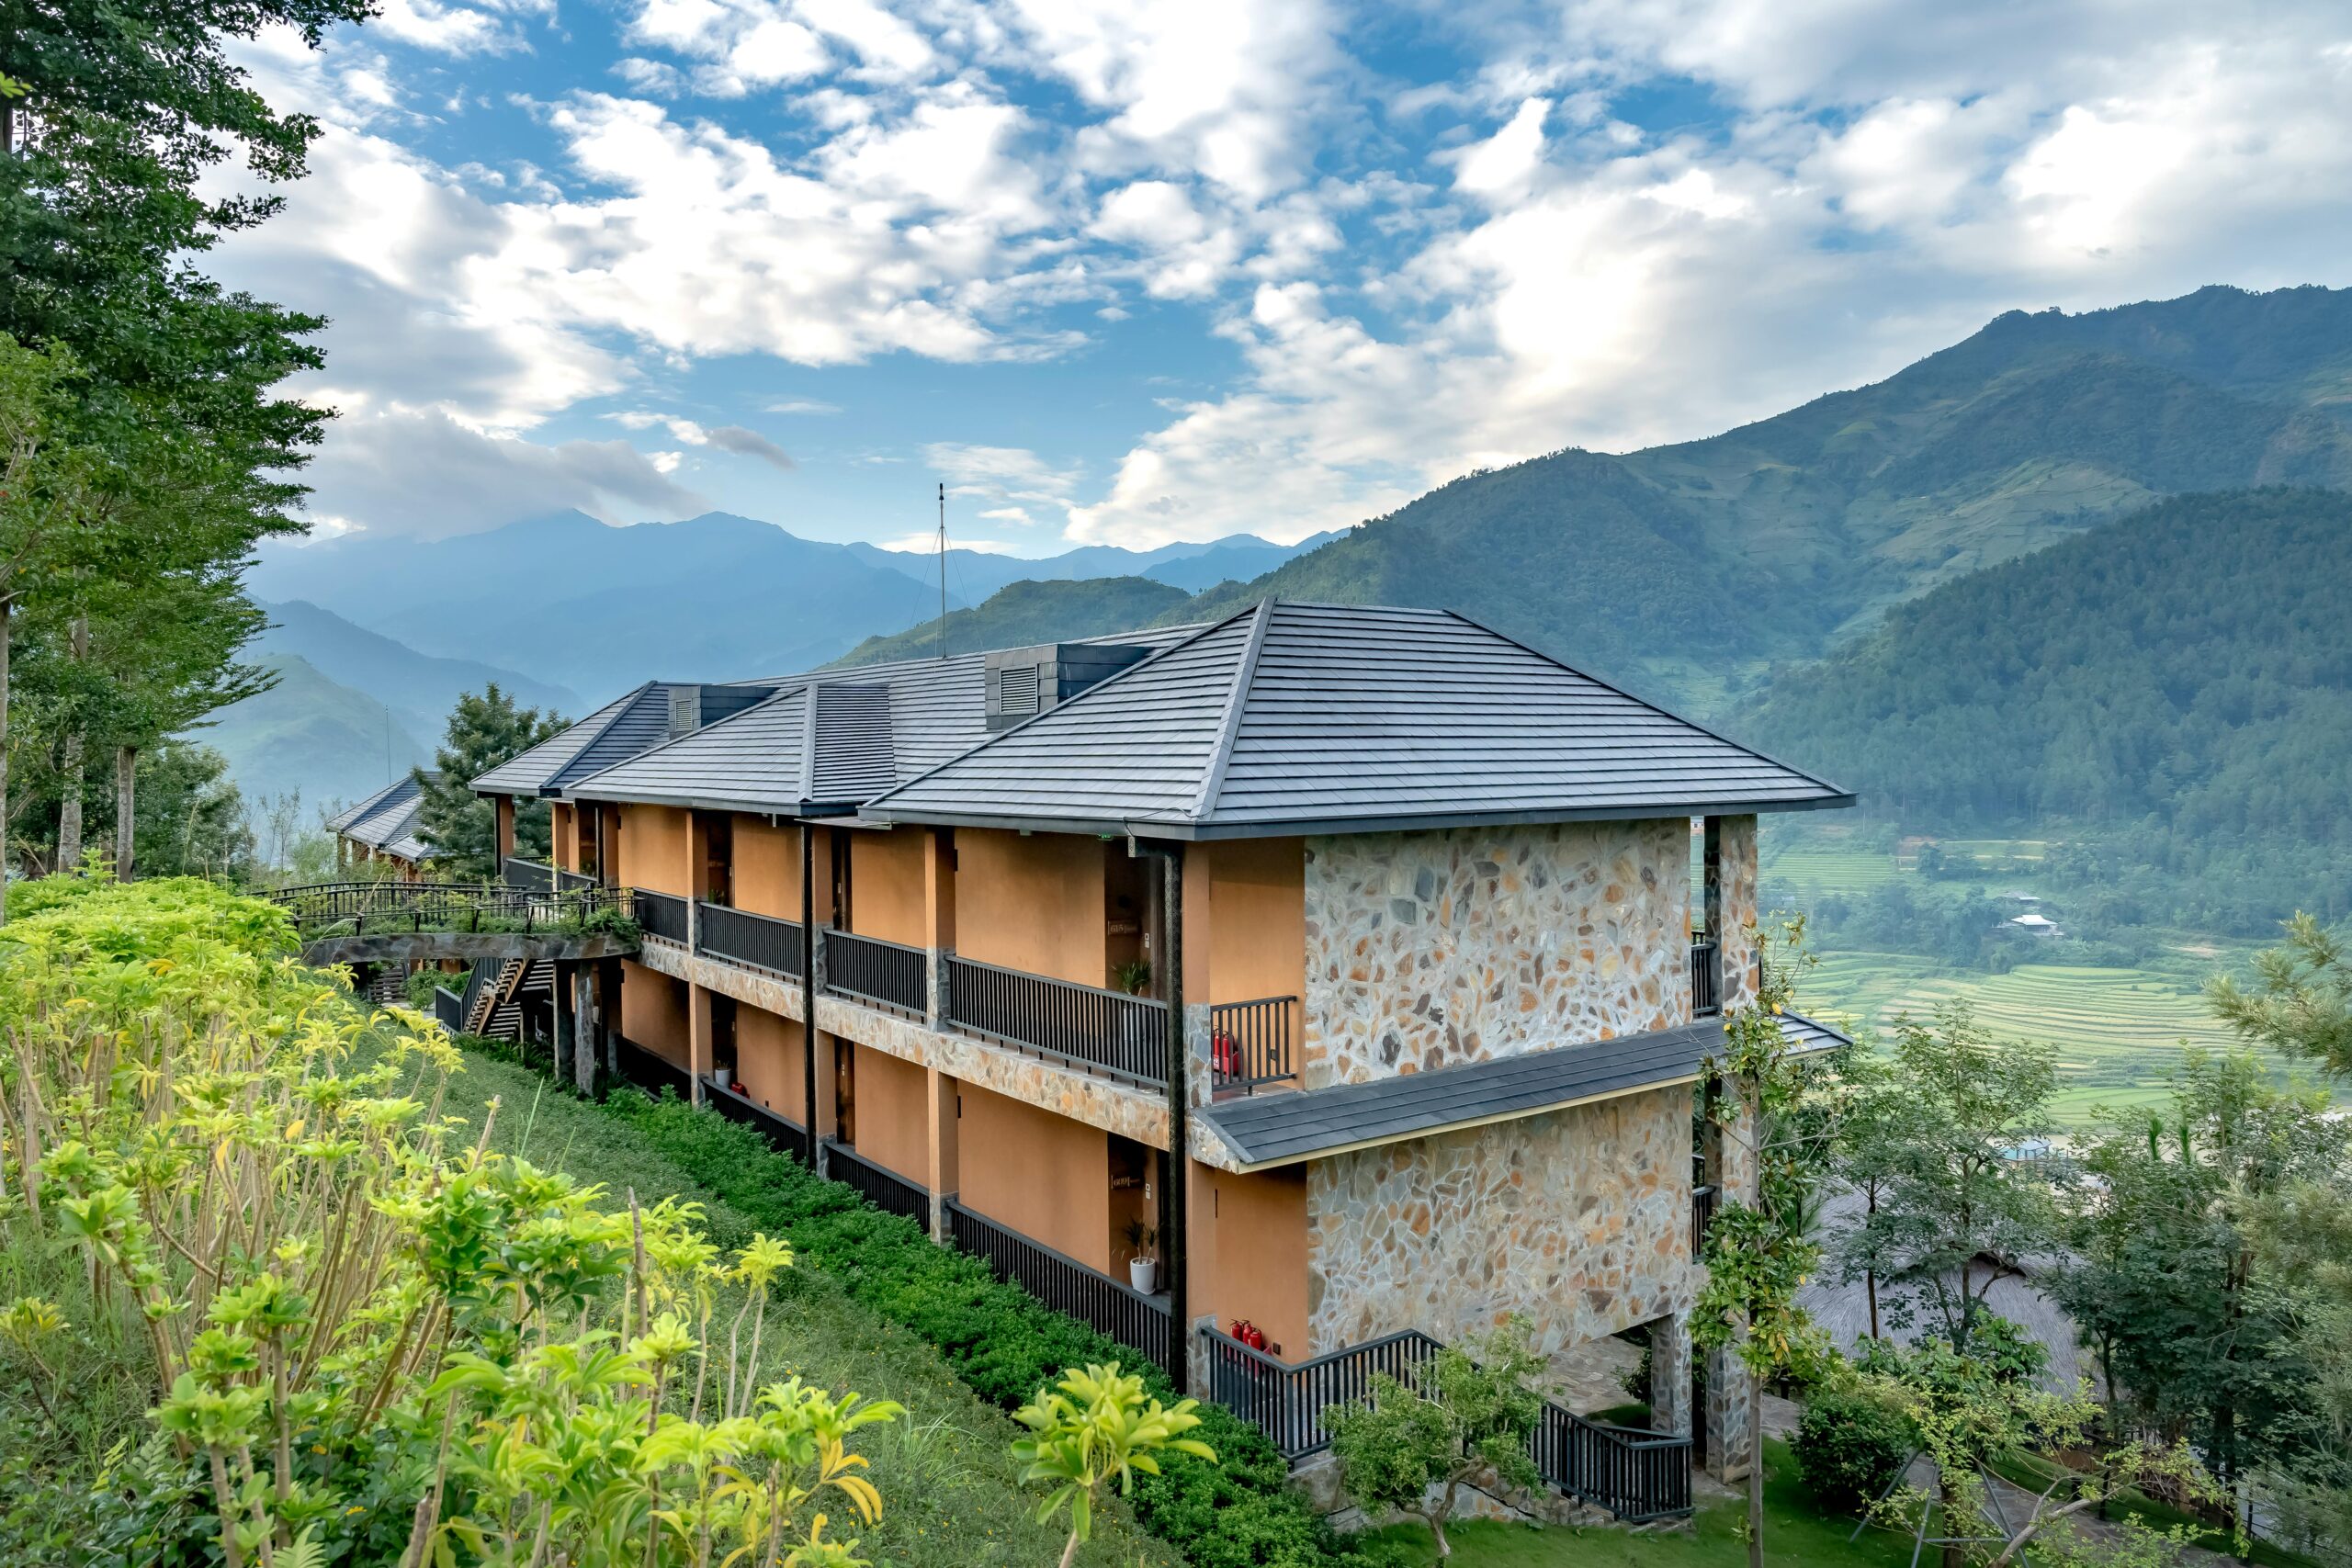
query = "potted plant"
xmin=1112 ymin=959 xmax=1152 ymax=996
xmin=1123 ymin=1217 xmax=1159 ymax=1293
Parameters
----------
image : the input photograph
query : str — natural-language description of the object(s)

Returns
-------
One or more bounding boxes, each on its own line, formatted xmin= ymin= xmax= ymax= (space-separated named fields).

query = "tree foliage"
xmin=415 ymin=684 xmax=565 ymax=878
xmin=1012 ymin=1362 xmax=1213 ymax=1568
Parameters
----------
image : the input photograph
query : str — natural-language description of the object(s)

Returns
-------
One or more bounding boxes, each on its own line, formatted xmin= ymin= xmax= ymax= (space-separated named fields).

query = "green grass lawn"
xmin=1357 ymin=1443 xmax=1923 ymax=1566
xmin=436 ymin=1042 xmax=1179 ymax=1568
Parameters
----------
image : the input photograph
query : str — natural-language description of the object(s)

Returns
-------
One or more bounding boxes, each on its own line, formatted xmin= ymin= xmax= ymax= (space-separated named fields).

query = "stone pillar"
xmin=1717 ymin=815 xmax=1759 ymax=1011
xmin=551 ymin=958 xmax=576 ymax=1085
xmin=924 ymin=1066 xmax=958 ymax=1242
xmin=596 ymin=957 xmax=623 ymax=1094
xmin=1702 ymin=1088 xmax=1759 ymax=1481
xmin=572 ymin=965 xmax=599 ymax=1096
xmin=1650 ymin=1314 xmax=1693 ymax=1438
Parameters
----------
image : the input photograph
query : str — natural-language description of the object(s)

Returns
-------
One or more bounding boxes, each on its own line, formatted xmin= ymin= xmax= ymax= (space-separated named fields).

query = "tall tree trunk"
xmin=114 ymin=744 xmax=134 ymax=880
xmin=55 ymin=614 xmax=86 ymax=871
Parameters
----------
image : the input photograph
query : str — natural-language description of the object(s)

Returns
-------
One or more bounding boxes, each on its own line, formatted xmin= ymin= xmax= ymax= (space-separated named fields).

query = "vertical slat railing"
xmin=503 ymin=856 xmax=554 ymax=894
xmin=822 ymin=1141 xmax=930 ymax=1224
xmin=1209 ymin=996 xmax=1298 ymax=1092
xmin=695 ymin=904 xmax=805 ymax=977
xmin=556 ymin=868 xmax=596 ymax=892
xmin=944 ymin=1198 xmax=1170 ymax=1368
xmin=1691 ymin=1183 xmax=1719 ymax=1256
xmin=1690 ymin=940 xmax=1721 ymax=1016
xmin=820 ymin=929 xmax=929 ymax=1014
xmin=634 ymin=889 xmax=691 ymax=946
xmin=942 ymin=955 xmax=1167 ymax=1084
xmin=433 ymin=985 xmax=464 ymax=1034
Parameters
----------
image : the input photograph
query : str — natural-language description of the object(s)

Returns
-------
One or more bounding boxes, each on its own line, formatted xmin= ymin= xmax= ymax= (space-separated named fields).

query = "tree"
xmin=1326 ymin=1321 xmax=1544 ymax=1560
xmin=2049 ymin=1053 xmax=2342 ymax=1512
xmin=2208 ymin=913 xmax=2352 ymax=1077
xmin=415 ymin=685 xmax=565 ymax=879
xmin=2250 ymin=1180 xmax=2352 ymax=1561
xmin=1691 ymin=915 xmax=1839 ymax=1568
xmin=1012 ymin=1362 xmax=1214 ymax=1568
xmin=1832 ymin=1000 xmax=2058 ymax=1355
xmin=1828 ymin=1037 xmax=1923 ymax=1342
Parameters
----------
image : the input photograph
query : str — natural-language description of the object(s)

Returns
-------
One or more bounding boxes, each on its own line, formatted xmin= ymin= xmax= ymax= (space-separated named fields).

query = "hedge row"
xmin=598 ymin=1088 xmax=1381 ymax=1568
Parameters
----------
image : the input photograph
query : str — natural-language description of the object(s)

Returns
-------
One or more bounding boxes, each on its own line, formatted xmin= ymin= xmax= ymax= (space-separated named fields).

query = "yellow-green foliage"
xmin=0 ymin=876 xmax=897 ymax=1567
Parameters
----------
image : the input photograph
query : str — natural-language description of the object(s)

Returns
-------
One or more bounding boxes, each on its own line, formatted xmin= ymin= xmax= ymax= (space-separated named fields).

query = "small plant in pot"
xmin=1123 ymin=1218 xmax=1159 ymax=1293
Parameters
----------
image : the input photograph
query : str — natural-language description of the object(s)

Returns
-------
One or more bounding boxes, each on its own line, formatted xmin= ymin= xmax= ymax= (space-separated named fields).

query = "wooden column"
xmin=924 ymin=1068 xmax=958 ymax=1241
xmin=688 ymin=983 xmax=711 ymax=1108
xmin=494 ymin=795 xmax=516 ymax=863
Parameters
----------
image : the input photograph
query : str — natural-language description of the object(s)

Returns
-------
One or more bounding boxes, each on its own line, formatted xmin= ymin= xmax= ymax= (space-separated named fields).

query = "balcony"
xmin=634 ymin=887 xmax=690 ymax=946
xmin=943 ymin=954 xmax=1167 ymax=1085
xmin=556 ymin=867 xmax=598 ymax=892
xmin=503 ymin=855 xmax=553 ymax=894
xmin=944 ymin=1196 xmax=1170 ymax=1370
xmin=822 ymin=928 xmax=927 ymax=1015
xmin=697 ymin=902 xmax=804 ymax=978
xmin=1690 ymin=939 xmax=1720 ymax=1016
xmin=1209 ymin=996 xmax=1299 ymax=1094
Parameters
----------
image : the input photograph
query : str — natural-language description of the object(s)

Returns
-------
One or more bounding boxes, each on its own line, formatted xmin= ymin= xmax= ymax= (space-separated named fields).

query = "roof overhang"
xmin=860 ymin=792 xmax=1857 ymax=841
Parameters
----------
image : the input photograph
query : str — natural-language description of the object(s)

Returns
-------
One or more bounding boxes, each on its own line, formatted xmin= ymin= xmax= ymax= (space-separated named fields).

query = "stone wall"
xmin=1301 ymin=818 xmax=1690 ymax=1089
xmin=1304 ymin=1082 xmax=1695 ymax=1357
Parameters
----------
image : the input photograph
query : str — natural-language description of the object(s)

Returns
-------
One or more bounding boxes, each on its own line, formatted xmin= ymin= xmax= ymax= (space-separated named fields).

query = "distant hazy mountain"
xmin=254 ymin=599 xmax=579 ymax=745
xmin=832 ymin=577 xmax=1193 ymax=666
xmin=842 ymin=529 xmax=1333 ymax=601
xmin=196 ymin=655 xmax=430 ymax=817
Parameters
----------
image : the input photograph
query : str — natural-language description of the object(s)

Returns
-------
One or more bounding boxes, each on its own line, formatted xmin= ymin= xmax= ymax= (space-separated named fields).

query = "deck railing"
xmin=1532 ymin=1404 xmax=1693 ymax=1522
xmin=1210 ymin=996 xmax=1298 ymax=1092
xmin=823 ymin=1140 xmax=930 ymax=1225
xmin=1196 ymin=1325 xmax=1692 ymax=1520
xmin=272 ymin=879 xmax=631 ymax=940
xmin=1199 ymin=1326 xmax=1439 ymax=1459
xmin=821 ymin=928 xmax=928 ymax=1015
xmin=634 ymin=888 xmax=691 ymax=946
xmin=1690 ymin=940 xmax=1721 ymax=1016
xmin=503 ymin=855 xmax=554 ymax=894
xmin=696 ymin=903 xmax=805 ymax=977
xmin=433 ymin=984 xmax=464 ymax=1034
xmin=944 ymin=1198 xmax=1171 ymax=1369
xmin=706 ymin=1078 xmax=812 ymax=1167
xmin=1691 ymin=1183 xmax=1720 ymax=1256
xmin=943 ymin=955 xmax=1167 ymax=1084
xmin=616 ymin=1037 xmax=692 ymax=1100
xmin=556 ymin=867 xmax=598 ymax=892
xmin=458 ymin=961 xmax=493 ymax=1033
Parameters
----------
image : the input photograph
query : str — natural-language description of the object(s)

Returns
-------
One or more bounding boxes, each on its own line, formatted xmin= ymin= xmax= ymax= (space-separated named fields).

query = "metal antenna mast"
xmin=936 ymin=481 xmax=947 ymax=660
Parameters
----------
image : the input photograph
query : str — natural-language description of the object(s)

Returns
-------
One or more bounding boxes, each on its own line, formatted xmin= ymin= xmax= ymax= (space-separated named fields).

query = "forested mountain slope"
xmin=1736 ymin=488 xmax=2352 ymax=931
xmin=832 ymin=576 xmax=1192 ymax=666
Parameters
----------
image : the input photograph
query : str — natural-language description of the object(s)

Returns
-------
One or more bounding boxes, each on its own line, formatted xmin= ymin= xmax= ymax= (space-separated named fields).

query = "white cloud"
xmin=878 ymin=530 xmax=1022 ymax=553
xmin=978 ymin=505 xmax=1035 ymax=525
xmin=763 ymin=397 xmax=842 ymax=413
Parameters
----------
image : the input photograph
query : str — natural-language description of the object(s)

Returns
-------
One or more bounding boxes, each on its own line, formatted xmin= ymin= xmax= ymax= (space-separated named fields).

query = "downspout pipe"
xmin=1129 ymin=835 xmax=1188 ymax=1392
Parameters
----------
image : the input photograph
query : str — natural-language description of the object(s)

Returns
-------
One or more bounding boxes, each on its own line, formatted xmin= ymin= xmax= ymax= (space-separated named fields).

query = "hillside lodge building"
xmin=364 ymin=600 xmax=1855 ymax=1516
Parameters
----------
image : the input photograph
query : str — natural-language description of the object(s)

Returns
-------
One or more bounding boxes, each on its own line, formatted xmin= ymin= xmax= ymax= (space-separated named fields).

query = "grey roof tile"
xmin=471 ymin=686 xmax=647 ymax=795
xmin=865 ymin=601 xmax=1852 ymax=837
xmin=327 ymin=775 xmax=413 ymax=834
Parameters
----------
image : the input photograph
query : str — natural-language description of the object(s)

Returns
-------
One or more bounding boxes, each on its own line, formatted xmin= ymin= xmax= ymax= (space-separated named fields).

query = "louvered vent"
xmin=666 ymin=687 xmax=700 ymax=739
xmin=996 ymin=664 xmax=1040 ymax=715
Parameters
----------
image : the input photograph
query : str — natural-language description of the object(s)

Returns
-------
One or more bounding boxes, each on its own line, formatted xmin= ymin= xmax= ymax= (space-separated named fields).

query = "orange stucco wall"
xmin=1198 ymin=1164 xmax=1309 ymax=1359
xmin=735 ymin=1003 xmax=807 ymax=1122
xmin=551 ymin=804 xmax=577 ymax=872
xmin=621 ymin=959 xmax=691 ymax=1066
xmin=848 ymin=1043 xmax=928 ymax=1183
xmin=845 ymin=827 xmax=928 ymax=947
xmin=957 ymin=1082 xmax=1112 ymax=1272
xmin=734 ymin=816 xmax=801 ymax=920
xmin=1201 ymin=838 xmax=1305 ymax=1006
xmin=954 ymin=829 xmax=1114 ymax=989
xmin=618 ymin=805 xmax=693 ymax=897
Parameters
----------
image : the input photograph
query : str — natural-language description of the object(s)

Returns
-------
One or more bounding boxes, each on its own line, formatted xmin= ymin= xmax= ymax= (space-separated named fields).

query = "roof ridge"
xmin=560 ymin=682 xmax=804 ymax=795
xmin=546 ymin=681 xmax=674 ymax=789
xmin=1190 ymin=597 xmax=1274 ymax=821
xmin=858 ymin=603 xmax=1262 ymax=816
xmin=1433 ymin=604 xmax=1851 ymax=800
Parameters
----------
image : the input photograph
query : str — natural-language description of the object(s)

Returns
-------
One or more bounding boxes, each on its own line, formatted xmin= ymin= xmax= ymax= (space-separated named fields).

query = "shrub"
xmin=1791 ymin=1384 xmax=1917 ymax=1512
xmin=601 ymin=1088 xmax=1379 ymax=1568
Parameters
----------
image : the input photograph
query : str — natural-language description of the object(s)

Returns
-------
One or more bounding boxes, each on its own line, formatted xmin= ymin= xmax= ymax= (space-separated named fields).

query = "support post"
xmin=552 ymin=958 xmax=576 ymax=1085
xmin=800 ymin=821 xmax=823 ymax=1175
xmin=687 ymin=983 xmax=710 ymax=1108
xmin=923 ymin=1067 xmax=957 ymax=1242
xmin=1131 ymin=837 xmax=1190 ymax=1393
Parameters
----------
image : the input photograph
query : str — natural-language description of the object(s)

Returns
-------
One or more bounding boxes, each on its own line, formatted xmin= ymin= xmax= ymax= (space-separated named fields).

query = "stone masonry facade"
xmin=1297 ymin=818 xmax=1705 ymax=1361
xmin=1300 ymin=818 xmax=1690 ymax=1088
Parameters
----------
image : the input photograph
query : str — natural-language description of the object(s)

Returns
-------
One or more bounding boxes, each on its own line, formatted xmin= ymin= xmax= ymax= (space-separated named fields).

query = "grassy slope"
xmin=437 ymin=1043 xmax=1178 ymax=1568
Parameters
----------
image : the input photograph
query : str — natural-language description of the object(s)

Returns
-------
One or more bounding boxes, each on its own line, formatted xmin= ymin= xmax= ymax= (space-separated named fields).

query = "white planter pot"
xmin=1128 ymin=1258 xmax=1159 ymax=1294
xmin=712 ymin=1066 xmax=733 ymax=1089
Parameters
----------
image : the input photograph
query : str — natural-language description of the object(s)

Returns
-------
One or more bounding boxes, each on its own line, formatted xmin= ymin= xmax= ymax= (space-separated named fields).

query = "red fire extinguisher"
xmin=1229 ymin=1318 xmax=1267 ymax=1351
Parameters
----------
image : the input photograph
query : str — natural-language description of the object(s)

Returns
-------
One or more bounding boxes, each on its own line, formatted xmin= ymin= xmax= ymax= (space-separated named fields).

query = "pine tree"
xmin=415 ymin=686 xmax=566 ymax=880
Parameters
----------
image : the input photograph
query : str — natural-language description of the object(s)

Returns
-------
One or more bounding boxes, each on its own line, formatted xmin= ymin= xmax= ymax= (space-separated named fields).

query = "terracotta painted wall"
xmin=734 ymin=816 xmax=801 ymax=920
xmin=954 ymin=829 xmax=1110 ymax=988
xmin=551 ymin=804 xmax=577 ymax=871
xmin=957 ymin=1082 xmax=1111 ymax=1271
xmin=849 ymin=1043 xmax=928 ymax=1183
xmin=621 ymin=959 xmax=691 ymax=1066
xmin=1201 ymin=1164 xmax=1309 ymax=1359
xmin=845 ymin=828 xmax=928 ymax=947
xmin=618 ymin=805 xmax=693 ymax=897
xmin=1200 ymin=837 xmax=1305 ymax=1006
xmin=736 ymin=1005 xmax=807 ymax=1122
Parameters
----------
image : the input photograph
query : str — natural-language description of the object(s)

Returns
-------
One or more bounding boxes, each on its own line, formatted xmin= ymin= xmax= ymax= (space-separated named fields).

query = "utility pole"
xmin=936 ymin=481 xmax=947 ymax=660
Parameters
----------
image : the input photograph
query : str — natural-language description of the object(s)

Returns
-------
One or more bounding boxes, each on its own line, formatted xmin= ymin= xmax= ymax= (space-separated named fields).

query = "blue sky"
xmin=218 ymin=0 xmax=2352 ymax=557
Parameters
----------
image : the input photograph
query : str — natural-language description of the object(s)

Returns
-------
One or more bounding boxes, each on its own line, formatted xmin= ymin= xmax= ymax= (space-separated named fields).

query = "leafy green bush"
xmin=601 ymin=1089 xmax=1378 ymax=1568
xmin=1790 ymin=1385 xmax=1917 ymax=1511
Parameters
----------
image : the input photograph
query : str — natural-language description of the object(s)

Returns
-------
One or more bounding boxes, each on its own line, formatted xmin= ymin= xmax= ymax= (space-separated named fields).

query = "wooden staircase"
xmin=464 ymin=956 xmax=554 ymax=1042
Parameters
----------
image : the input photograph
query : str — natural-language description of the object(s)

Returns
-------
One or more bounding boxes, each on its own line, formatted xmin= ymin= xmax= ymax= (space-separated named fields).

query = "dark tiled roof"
xmin=327 ymin=775 xmax=413 ymax=835
xmin=1201 ymin=1010 xmax=1850 ymax=1169
xmin=469 ymin=682 xmax=773 ymax=798
xmin=471 ymin=686 xmax=644 ymax=795
xmin=566 ymin=627 xmax=1197 ymax=815
xmin=865 ymin=601 xmax=1851 ymax=839
xmin=342 ymin=773 xmax=429 ymax=850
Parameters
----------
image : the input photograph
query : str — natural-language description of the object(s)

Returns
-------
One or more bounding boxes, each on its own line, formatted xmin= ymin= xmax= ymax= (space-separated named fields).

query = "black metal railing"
xmin=1691 ymin=1183 xmax=1720 ymax=1256
xmin=635 ymin=888 xmax=690 ymax=946
xmin=824 ymin=1140 xmax=930 ymax=1226
xmin=697 ymin=903 xmax=805 ymax=977
xmin=557 ymin=867 xmax=598 ymax=892
xmin=433 ymin=984 xmax=464 ymax=1034
xmin=822 ymin=928 xmax=928 ymax=1015
xmin=616 ymin=1037 xmax=693 ymax=1100
xmin=271 ymin=879 xmax=633 ymax=941
xmin=1196 ymin=1325 xmax=1692 ymax=1519
xmin=706 ymin=1078 xmax=812 ymax=1167
xmin=944 ymin=1198 xmax=1170 ymax=1369
xmin=1690 ymin=940 xmax=1721 ymax=1016
xmin=1200 ymin=1326 xmax=1439 ymax=1459
xmin=1532 ymin=1403 xmax=1693 ymax=1522
xmin=1211 ymin=996 xmax=1298 ymax=1093
xmin=503 ymin=855 xmax=554 ymax=894
xmin=944 ymin=955 xmax=1167 ymax=1084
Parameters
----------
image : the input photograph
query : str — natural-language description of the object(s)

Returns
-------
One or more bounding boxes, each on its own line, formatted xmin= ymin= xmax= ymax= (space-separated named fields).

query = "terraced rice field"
xmin=1757 ymin=837 xmax=1906 ymax=898
xmin=1796 ymin=953 xmax=2282 ymax=1123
